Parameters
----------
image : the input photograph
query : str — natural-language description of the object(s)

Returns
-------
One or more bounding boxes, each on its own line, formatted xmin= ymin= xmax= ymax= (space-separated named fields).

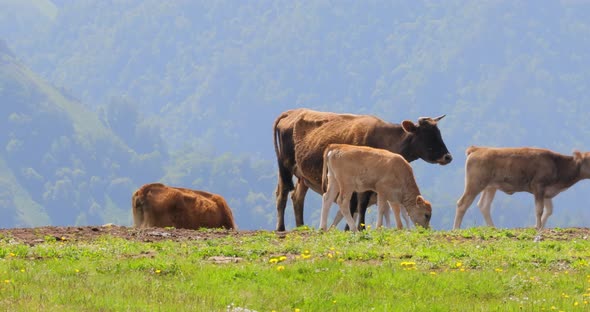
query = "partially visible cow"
xmin=272 ymin=108 xmax=452 ymax=231
xmin=320 ymin=144 xmax=432 ymax=231
xmin=132 ymin=183 xmax=236 ymax=230
xmin=454 ymin=146 xmax=590 ymax=230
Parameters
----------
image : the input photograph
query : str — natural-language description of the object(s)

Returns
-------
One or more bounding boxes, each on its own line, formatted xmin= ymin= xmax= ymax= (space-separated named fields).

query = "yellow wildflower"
xmin=327 ymin=253 xmax=333 ymax=258
xmin=269 ymin=258 xmax=279 ymax=264
xmin=277 ymin=266 xmax=285 ymax=271
xmin=455 ymin=262 xmax=462 ymax=268
xmin=9 ymin=253 xmax=15 ymax=257
xmin=155 ymin=269 xmax=161 ymax=274
xmin=495 ymin=268 xmax=503 ymax=272
xmin=430 ymin=272 xmax=437 ymax=275
xmin=279 ymin=256 xmax=287 ymax=262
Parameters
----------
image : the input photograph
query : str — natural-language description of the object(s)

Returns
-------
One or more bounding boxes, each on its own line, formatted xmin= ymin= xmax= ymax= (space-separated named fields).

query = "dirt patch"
xmin=0 ymin=225 xmax=587 ymax=246
xmin=0 ymin=225 xmax=276 ymax=246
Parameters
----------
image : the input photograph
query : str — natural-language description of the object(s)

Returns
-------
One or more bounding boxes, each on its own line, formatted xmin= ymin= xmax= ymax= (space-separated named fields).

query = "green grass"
xmin=0 ymin=227 xmax=589 ymax=311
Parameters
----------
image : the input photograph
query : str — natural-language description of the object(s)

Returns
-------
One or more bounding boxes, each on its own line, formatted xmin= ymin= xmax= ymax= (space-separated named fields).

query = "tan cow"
xmin=132 ymin=183 xmax=236 ymax=230
xmin=454 ymin=146 xmax=590 ymax=230
xmin=273 ymin=108 xmax=451 ymax=231
xmin=320 ymin=144 xmax=432 ymax=231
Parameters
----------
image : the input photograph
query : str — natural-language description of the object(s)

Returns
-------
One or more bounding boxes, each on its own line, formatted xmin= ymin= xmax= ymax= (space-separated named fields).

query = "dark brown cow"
xmin=454 ymin=146 xmax=590 ymax=230
xmin=273 ymin=108 xmax=452 ymax=231
xmin=132 ymin=183 xmax=236 ymax=230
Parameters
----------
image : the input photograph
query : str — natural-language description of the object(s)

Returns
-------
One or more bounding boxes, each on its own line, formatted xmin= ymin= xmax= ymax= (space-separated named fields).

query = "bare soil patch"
xmin=0 ymin=225 xmax=587 ymax=246
xmin=0 ymin=225 xmax=272 ymax=246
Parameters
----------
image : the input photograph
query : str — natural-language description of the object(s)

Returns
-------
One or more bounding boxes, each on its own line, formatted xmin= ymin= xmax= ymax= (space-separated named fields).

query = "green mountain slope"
xmin=0 ymin=45 xmax=165 ymax=227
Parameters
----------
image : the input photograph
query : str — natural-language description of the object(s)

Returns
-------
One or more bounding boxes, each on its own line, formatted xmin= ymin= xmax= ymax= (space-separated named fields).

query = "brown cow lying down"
xmin=132 ymin=183 xmax=236 ymax=230
xmin=320 ymin=144 xmax=432 ymax=231
xmin=454 ymin=146 xmax=590 ymax=230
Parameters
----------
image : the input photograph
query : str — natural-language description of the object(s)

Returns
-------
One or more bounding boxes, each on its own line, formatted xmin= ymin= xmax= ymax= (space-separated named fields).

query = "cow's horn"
xmin=433 ymin=114 xmax=446 ymax=122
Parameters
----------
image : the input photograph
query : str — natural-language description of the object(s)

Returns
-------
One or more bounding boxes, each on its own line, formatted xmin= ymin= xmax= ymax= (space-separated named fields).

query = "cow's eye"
xmin=425 ymin=214 xmax=431 ymax=221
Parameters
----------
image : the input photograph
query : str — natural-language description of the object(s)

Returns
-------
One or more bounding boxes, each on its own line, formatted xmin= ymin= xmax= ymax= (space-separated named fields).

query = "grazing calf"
xmin=320 ymin=144 xmax=432 ymax=231
xmin=454 ymin=146 xmax=590 ymax=230
xmin=132 ymin=183 xmax=236 ymax=230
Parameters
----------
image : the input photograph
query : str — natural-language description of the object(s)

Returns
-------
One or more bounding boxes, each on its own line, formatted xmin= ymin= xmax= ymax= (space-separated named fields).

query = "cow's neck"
xmin=401 ymin=181 xmax=421 ymax=209
xmin=555 ymin=155 xmax=584 ymax=187
xmin=373 ymin=124 xmax=419 ymax=162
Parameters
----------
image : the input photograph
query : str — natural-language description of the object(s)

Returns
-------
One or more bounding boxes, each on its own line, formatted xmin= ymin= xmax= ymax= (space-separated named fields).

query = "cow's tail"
xmin=273 ymin=112 xmax=295 ymax=191
xmin=321 ymin=145 xmax=332 ymax=193
xmin=131 ymin=188 xmax=145 ymax=227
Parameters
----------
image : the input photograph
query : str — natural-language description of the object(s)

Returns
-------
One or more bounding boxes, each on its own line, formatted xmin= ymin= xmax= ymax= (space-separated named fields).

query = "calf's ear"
xmin=402 ymin=120 xmax=418 ymax=133
xmin=416 ymin=195 xmax=426 ymax=205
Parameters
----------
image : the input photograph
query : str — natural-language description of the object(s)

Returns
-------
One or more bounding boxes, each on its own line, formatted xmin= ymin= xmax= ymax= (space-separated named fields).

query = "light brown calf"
xmin=454 ymin=146 xmax=590 ymax=230
xmin=132 ymin=183 xmax=236 ymax=230
xmin=320 ymin=144 xmax=432 ymax=231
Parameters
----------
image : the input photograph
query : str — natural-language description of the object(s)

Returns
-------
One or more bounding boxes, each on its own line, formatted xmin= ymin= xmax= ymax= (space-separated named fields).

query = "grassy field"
xmin=0 ymin=227 xmax=589 ymax=311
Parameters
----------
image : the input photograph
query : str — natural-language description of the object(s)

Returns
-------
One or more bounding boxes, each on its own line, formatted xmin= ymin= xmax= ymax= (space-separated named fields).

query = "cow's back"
xmin=465 ymin=147 xmax=562 ymax=193
xmin=294 ymin=115 xmax=390 ymax=191
xmin=327 ymin=144 xmax=412 ymax=192
xmin=132 ymin=183 xmax=236 ymax=230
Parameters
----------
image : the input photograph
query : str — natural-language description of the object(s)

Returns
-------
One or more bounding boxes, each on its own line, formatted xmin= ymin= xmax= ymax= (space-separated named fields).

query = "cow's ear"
xmin=402 ymin=120 xmax=417 ymax=133
xmin=573 ymin=150 xmax=583 ymax=161
xmin=416 ymin=195 xmax=425 ymax=205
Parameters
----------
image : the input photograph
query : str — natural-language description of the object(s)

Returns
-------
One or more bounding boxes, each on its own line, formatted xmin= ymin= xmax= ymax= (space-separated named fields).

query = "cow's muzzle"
xmin=437 ymin=153 xmax=453 ymax=165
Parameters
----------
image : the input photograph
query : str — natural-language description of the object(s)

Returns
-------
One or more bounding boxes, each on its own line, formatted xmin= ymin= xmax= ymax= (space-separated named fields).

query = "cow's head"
xmin=408 ymin=195 xmax=431 ymax=229
xmin=574 ymin=151 xmax=590 ymax=178
xmin=401 ymin=115 xmax=452 ymax=165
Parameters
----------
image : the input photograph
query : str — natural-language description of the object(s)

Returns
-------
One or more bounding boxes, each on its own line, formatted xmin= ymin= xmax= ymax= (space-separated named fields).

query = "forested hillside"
xmin=1 ymin=1 xmax=590 ymax=229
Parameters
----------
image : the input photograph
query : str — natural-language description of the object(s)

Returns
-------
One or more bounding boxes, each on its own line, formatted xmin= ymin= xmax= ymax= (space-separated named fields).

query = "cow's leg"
xmin=330 ymin=210 xmax=343 ymax=228
xmin=454 ymin=187 xmax=481 ymax=230
xmin=477 ymin=188 xmax=497 ymax=227
xmin=337 ymin=191 xmax=357 ymax=232
xmin=534 ymin=192 xmax=545 ymax=230
xmin=382 ymin=202 xmax=392 ymax=228
xmin=401 ymin=206 xmax=411 ymax=229
xmin=540 ymin=198 xmax=553 ymax=229
xmin=320 ymin=178 xmax=339 ymax=231
xmin=291 ymin=178 xmax=309 ymax=228
xmin=390 ymin=203 xmax=403 ymax=229
xmin=355 ymin=192 xmax=372 ymax=230
xmin=344 ymin=193 xmax=359 ymax=231
xmin=376 ymin=193 xmax=390 ymax=228
xmin=275 ymin=179 xmax=291 ymax=231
